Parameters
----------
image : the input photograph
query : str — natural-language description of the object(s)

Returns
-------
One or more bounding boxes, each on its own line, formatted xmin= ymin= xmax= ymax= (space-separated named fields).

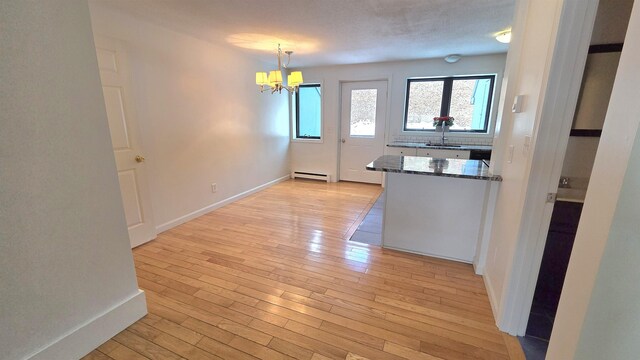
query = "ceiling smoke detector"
xmin=444 ymin=54 xmax=462 ymax=63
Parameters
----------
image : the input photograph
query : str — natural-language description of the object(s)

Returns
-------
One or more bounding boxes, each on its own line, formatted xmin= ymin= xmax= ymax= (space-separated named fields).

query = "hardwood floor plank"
xmin=126 ymin=321 xmax=219 ymax=360
xmin=318 ymin=321 xmax=386 ymax=350
xmin=228 ymin=335 xmax=296 ymax=360
xmin=146 ymin=303 xmax=190 ymax=325
xmin=228 ymin=301 xmax=290 ymax=327
xmin=180 ymin=317 xmax=236 ymax=344
xmin=280 ymin=291 xmax=333 ymax=312
xmin=84 ymin=180 xmax=522 ymax=359
xmin=249 ymin=319 xmax=349 ymax=359
xmin=148 ymin=318 xmax=204 ymax=345
xmin=383 ymin=342 xmax=444 ymax=360
xmin=267 ymin=337 xmax=315 ymax=360
xmin=253 ymin=300 xmax=324 ymax=328
xmin=108 ymin=342 xmax=151 ymax=360
xmin=81 ymin=350 xmax=114 ymax=360
xmin=284 ymin=320 xmax=404 ymax=360
xmin=97 ymin=339 xmax=120 ymax=355
xmin=216 ymin=319 xmax=273 ymax=345
xmin=195 ymin=334 xmax=260 ymax=360
xmin=145 ymin=291 xmax=225 ymax=326
xmin=113 ymin=330 xmax=181 ymax=360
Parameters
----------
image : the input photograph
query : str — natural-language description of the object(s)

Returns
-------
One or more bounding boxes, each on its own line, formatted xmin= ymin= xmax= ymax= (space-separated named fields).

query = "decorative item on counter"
xmin=433 ymin=116 xmax=455 ymax=127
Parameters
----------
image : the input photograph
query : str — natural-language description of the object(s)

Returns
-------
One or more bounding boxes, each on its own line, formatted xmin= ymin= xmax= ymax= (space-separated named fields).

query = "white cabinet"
xmin=383 ymin=172 xmax=489 ymax=262
xmin=385 ymin=147 xmax=417 ymax=156
xmin=385 ymin=146 xmax=471 ymax=159
xmin=416 ymin=148 xmax=470 ymax=159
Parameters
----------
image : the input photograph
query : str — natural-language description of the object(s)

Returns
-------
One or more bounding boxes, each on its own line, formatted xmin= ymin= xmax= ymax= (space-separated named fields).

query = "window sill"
xmin=291 ymin=138 xmax=324 ymax=144
xmin=400 ymin=130 xmax=494 ymax=137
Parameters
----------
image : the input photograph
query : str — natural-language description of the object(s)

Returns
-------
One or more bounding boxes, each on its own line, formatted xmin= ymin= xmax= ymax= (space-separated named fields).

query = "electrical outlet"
xmin=211 ymin=183 xmax=217 ymax=193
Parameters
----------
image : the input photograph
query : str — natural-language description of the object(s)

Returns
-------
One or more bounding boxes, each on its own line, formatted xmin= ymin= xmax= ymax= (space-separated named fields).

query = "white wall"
xmin=88 ymin=3 xmax=291 ymax=231
xmin=548 ymin=1 xmax=640 ymax=358
xmin=560 ymin=136 xmax=599 ymax=189
xmin=590 ymin=0 xmax=635 ymax=45
xmin=0 ymin=1 xmax=144 ymax=359
xmin=291 ymin=55 xmax=506 ymax=181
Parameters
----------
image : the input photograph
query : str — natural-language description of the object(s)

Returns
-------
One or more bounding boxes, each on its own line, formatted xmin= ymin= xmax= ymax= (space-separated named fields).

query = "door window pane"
xmin=350 ymin=89 xmax=377 ymax=137
xmin=405 ymin=80 xmax=444 ymax=130
xmin=449 ymin=78 xmax=492 ymax=131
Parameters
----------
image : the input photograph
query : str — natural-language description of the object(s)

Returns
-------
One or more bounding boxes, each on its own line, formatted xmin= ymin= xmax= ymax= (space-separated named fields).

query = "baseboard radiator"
xmin=291 ymin=171 xmax=330 ymax=182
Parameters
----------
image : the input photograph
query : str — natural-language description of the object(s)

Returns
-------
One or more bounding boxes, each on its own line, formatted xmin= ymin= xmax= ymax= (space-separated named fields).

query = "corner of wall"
xmin=29 ymin=291 xmax=147 ymax=360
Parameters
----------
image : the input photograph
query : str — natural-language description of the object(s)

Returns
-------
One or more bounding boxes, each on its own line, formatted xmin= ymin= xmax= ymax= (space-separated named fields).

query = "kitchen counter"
xmin=387 ymin=142 xmax=492 ymax=151
xmin=556 ymin=188 xmax=587 ymax=203
xmin=366 ymin=155 xmax=502 ymax=181
xmin=366 ymin=155 xmax=501 ymax=265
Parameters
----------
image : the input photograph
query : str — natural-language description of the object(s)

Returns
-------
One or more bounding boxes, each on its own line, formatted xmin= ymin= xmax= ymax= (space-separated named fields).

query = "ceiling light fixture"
xmin=444 ymin=54 xmax=462 ymax=63
xmin=256 ymin=44 xmax=303 ymax=94
xmin=495 ymin=30 xmax=512 ymax=44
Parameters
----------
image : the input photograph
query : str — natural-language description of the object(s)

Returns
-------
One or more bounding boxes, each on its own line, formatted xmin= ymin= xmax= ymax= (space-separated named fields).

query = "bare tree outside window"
xmin=350 ymin=89 xmax=378 ymax=136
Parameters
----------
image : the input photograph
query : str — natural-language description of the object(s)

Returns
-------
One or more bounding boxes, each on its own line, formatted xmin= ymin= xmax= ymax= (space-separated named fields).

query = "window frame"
xmin=403 ymin=75 xmax=496 ymax=133
xmin=294 ymin=83 xmax=322 ymax=140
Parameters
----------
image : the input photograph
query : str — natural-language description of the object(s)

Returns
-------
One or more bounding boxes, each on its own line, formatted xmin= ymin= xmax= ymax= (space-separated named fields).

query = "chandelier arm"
xmin=277 ymin=44 xmax=283 ymax=71
xmin=284 ymin=52 xmax=291 ymax=69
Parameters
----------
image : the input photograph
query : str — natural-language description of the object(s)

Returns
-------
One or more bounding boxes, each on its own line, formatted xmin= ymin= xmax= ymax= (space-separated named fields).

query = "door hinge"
xmin=546 ymin=192 xmax=557 ymax=203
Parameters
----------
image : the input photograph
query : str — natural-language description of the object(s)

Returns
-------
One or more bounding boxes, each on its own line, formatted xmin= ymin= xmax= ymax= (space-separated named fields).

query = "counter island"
xmin=366 ymin=155 xmax=501 ymax=266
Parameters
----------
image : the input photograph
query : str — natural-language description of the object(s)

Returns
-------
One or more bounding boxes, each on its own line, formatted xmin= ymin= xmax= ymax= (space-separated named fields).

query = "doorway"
xmin=339 ymin=81 xmax=388 ymax=184
xmin=520 ymin=30 xmax=627 ymax=360
xmin=95 ymin=37 xmax=156 ymax=248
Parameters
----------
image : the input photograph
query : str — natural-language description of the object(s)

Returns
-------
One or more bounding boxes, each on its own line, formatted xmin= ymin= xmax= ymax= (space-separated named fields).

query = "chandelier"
xmin=255 ymin=44 xmax=303 ymax=94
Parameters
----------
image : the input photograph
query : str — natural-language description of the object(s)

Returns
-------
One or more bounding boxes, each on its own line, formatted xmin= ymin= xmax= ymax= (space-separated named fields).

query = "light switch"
xmin=512 ymin=95 xmax=524 ymax=113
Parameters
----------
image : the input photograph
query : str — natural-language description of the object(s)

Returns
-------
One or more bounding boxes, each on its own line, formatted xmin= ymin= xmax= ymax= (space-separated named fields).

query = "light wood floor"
xmin=84 ymin=179 xmax=524 ymax=360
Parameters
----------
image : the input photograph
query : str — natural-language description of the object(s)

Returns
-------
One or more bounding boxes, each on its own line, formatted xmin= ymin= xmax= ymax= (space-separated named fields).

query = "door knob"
xmin=135 ymin=155 xmax=145 ymax=163
xmin=341 ymin=138 xmax=346 ymax=143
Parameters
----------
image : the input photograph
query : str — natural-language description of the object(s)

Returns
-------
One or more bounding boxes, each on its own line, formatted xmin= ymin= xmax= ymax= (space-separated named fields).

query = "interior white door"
xmin=95 ymin=37 xmax=156 ymax=248
xmin=339 ymin=81 xmax=388 ymax=183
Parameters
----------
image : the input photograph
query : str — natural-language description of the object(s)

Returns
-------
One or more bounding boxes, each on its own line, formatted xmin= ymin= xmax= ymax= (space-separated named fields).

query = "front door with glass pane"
xmin=339 ymin=81 xmax=388 ymax=184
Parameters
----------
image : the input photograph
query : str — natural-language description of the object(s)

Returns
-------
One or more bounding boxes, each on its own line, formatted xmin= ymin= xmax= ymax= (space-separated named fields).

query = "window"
xmin=349 ymin=89 xmax=378 ymax=137
xmin=404 ymin=75 xmax=495 ymax=132
xmin=294 ymin=84 xmax=321 ymax=139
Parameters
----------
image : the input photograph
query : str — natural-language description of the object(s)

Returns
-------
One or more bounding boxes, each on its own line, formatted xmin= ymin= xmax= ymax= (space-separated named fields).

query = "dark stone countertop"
xmin=387 ymin=142 xmax=492 ymax=151
xmin=366 ymin=155 xmax=502 ymax=181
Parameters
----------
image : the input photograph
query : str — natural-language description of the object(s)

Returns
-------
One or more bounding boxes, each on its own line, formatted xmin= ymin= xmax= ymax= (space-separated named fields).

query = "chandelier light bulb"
xmin=255 ymin=44 xmax=304 ymax=94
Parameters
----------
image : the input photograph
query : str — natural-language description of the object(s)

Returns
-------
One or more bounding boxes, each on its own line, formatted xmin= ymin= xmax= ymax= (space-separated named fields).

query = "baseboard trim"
xmin=28 ymin=290 xmax=147 ymax=360
xmin=381 ymin=245 xmax=473 ymax=264
xmin=155 ymin=174 xmax=291 ymax=233
xmin=482 ymin=272 xmax=501 ymax=328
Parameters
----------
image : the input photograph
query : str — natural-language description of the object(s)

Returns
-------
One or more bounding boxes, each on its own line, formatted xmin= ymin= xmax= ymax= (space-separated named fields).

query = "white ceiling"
xmin=92 ymin=0 xmax=515 ymax=67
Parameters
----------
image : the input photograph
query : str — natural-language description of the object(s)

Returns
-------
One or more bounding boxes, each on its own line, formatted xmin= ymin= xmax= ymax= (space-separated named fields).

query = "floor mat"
xmin=349 ymin=192 xmax=384 ymax=246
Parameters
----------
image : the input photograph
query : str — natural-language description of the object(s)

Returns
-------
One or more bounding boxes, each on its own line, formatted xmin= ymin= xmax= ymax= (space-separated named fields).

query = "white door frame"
xmin=338 ymin=77 xmax=392 ymax=182
xmin=495 ymin=0 xmax=599 ymax=335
